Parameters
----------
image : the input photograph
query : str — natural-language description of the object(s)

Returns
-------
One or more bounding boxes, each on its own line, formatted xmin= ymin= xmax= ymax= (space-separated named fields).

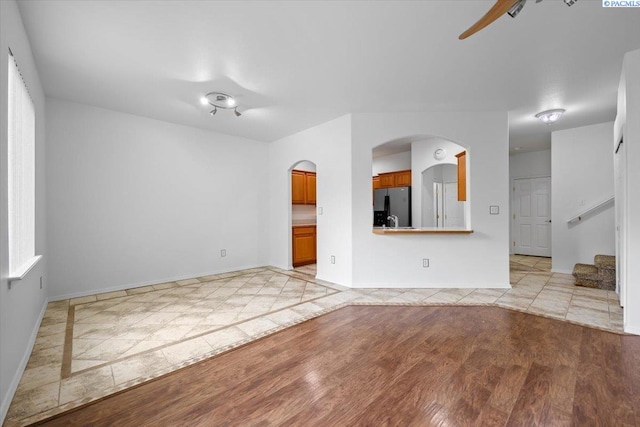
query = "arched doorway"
xmin=290 ymin=160 xmax=317 ymax=276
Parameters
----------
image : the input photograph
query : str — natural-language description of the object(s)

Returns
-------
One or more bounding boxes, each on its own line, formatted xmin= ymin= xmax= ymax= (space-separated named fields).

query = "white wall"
xmin=46 ymin=99 xmax=269 ymax=299
xmin=0 ymin=0 xmax=48 ymax=421
xmin=614 ymin=49 xmax=640 ymax=334
xmin=510 ymin=149 xmax=551 ymax=179
xmin=352 ymin=112 xmax=510 ymax=288
xmin=268 ymin=115 xmax=352 ymax=285
xmin=293 ymin=160 xmax=316 ymax=172
xmin=372 ymin=150 xmax=411 ymax=175
xmin=551 ymin=122 xmax=615 ymax=274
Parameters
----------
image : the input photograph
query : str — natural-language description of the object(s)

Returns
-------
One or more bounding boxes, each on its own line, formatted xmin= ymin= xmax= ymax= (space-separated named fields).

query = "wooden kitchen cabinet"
xmin=306 ymin=173 xmax=316 ymax=204
xmin=291 ymin=170 xmax=316 ymax=205
xmin=395 ymin=170 xmax=412 ymax=186
xmin=291 ymin=170 xmax=306 ymax=204
xmin=372 ymin=176 xmax=381 ymax=190
xmin=292 ymin=225 xmax=316 ymax=267
xmin=376 ymin=170 xmax=412 ymax=188
xmin=456 ymin=151 xmax=467 ymax=201
xmin=378 ymin=172 xmax=396 ymax=188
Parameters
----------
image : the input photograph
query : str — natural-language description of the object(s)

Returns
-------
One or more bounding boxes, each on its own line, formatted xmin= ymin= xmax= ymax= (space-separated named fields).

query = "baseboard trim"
xmin=48 ymin=264 xmax=264 ymax=302
xmin=624 ymin=324 xmax=640 ymax=336
xmin=349 ymin=282 xmax=512 ymax=289
xmin=0 ymin=299 xmax=48 ymax=425
xmin=551 ymin=269 xmax=574 ymax=275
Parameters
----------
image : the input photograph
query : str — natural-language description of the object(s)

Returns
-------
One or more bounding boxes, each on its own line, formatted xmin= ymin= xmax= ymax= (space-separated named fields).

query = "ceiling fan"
xmin=459 ymin=0 xmax=578 ymax=40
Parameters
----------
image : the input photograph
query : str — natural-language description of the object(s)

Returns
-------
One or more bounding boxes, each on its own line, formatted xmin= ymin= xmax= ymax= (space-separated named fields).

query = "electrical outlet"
xmin=331 ymin=255 xmax=335 ymax=264
xmin=221 ymin=249 xmax=227 ymax=257
xmin=318 ymin=207 xmax=323 ymax=215
xmin=423 ymin=258 xmax=429 ymax=268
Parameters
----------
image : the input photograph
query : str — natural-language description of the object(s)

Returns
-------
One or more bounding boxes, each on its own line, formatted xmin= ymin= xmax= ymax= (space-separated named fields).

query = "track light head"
xmin=234 ymin=107 xmax=242 ymax=117
xmin=210 ymin=107 xmax=217 ymax=116
xmin=508 ymin=0 xmax=527 ymax=18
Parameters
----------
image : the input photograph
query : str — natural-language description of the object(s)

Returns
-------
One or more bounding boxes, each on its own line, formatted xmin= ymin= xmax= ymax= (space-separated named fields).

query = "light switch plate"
xmin=489 ymin=206 xmax=499 ymax=215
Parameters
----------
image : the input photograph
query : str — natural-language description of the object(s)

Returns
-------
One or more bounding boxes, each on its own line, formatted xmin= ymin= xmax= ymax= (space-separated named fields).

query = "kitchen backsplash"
xmin=292 ymin=204 xmax=317 ymax=225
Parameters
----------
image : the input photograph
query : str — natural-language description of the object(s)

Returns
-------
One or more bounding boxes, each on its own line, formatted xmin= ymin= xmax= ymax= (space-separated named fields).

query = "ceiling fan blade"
xmin=459 ymin=0 xmax=520 ymax=40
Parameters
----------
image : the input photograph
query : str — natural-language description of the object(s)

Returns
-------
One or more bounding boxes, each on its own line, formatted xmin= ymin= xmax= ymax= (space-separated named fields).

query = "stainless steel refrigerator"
xmin=373 ymin=186 xmax=411 ymax=227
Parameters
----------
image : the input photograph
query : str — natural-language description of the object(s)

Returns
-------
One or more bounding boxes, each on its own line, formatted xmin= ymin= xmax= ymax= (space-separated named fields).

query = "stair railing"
xmin=567 ymin=196 xmax=614 ymax=224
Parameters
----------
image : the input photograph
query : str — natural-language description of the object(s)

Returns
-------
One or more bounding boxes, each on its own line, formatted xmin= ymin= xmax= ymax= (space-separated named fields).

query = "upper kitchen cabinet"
xmin=455 ymin=151 xmax=467 ymax=201
xmin=377 ymin=169 xmax=412 ymax=188
xmin=291 ymin=170 xmax=306 ymax=204
xmin=291 ymin=169 xmax=316 ymax=205
xmin=395 ymin=170 xmax=412 ymax=187
xmin=372 ymin=176 xmax=381 ymax=190
xmin=306 ymin=172 xmax=316 ymax=204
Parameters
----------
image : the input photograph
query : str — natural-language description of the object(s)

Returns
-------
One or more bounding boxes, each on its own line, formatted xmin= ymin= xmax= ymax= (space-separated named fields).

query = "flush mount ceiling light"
xmin=201 ymin=92 xmax=241 ymax=117
xmin=535 ymin=109 xmax=565 ymax=124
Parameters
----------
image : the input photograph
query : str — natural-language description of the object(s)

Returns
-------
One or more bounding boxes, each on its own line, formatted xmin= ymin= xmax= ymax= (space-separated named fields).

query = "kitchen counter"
xmin=372 ymin=227 xmax=473 ymax=235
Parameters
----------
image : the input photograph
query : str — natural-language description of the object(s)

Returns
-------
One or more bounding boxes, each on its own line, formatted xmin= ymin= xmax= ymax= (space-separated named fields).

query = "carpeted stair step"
xmin=594 ymin=255 xmax=616 ymax=270
xmin=573 ymin=263 xmax=599 ymax=288
xmin=594 ymin=254 xmax=616 ymax=291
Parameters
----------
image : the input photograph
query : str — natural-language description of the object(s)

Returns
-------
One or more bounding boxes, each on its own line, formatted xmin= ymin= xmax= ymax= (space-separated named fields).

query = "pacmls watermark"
xmin=603 ymin=0 xmax=640 ymax=6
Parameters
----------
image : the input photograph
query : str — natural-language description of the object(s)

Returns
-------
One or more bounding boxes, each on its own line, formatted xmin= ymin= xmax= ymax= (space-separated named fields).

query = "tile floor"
xmin=293 ymin=263 xmax=317 ymax=276
xmin=4 ymin=256 xmax=624 ymax=426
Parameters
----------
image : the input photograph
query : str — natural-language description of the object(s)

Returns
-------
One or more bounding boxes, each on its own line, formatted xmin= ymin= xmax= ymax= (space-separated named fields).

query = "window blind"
xmin=8 ymin=50 xmax=37 ymax=278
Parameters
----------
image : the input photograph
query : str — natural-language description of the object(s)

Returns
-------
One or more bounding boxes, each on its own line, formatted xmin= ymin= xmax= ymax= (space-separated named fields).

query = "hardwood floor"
xmin=33 ymin=306 xmax=640 ymax=426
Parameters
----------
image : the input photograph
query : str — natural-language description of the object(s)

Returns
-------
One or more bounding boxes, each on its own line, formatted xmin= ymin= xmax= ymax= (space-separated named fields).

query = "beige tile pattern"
xmin=5 ymin=257 xmax=626 ymax=426
xmin=68 ymin=270 xmax=334 ymax=374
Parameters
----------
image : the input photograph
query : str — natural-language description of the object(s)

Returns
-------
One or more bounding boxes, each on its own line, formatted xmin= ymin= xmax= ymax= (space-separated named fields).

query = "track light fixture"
xmin=508 ymin=0 xmax=526 ymax=18
xmin=202 ymin=92 xmax=242 ymax=117
xmin=563 ymin=0 xmax=578 ymax=6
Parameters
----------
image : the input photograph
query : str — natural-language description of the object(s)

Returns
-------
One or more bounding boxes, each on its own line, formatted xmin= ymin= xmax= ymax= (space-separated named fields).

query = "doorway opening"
xmin=512 ymin=176 xmax=551 ymax=257
xmin=290 ymin=160 xmax=317 ymax=277
xmin=422 ymin=163 xmax=465 ymax=228
xmin=614 ymin=135 xmax=626 ymax=307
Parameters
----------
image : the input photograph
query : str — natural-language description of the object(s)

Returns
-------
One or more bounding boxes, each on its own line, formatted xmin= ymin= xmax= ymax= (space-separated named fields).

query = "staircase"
xmin=573 ymin=255 xmax=616 ymax=291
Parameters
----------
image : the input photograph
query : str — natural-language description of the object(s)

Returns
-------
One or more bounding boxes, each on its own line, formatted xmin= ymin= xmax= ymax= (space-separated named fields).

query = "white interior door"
xmin=513 ymin=177 xmax=551 ymax=257
xmin=444 ymin=181 xmax=464 ymax=227
xmin=434 ymin=182 xmax=442 ymax=227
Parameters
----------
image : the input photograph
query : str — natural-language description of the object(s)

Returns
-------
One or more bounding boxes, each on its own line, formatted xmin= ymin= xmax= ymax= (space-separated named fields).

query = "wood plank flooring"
xmin=32 ymin=306 xmax=640 ymax=426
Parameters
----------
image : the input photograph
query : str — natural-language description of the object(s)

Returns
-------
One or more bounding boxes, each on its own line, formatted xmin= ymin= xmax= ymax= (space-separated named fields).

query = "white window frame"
xmin=7 ymin=49 xmax=41 ymax=284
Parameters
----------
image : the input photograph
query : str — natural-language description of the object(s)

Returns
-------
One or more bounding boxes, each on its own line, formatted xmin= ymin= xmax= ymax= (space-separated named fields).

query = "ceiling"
xmin=16 ymin=1 xmax=640 ymax=152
